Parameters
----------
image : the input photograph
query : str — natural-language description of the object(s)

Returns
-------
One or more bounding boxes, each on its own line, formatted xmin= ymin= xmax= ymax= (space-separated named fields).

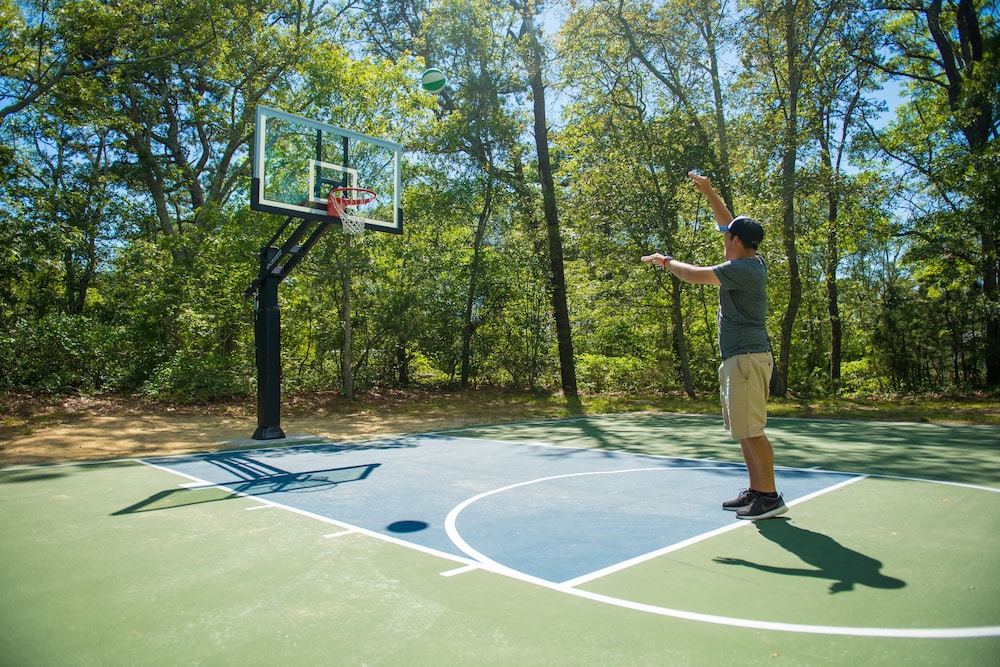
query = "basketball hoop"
xmin=327 ymin=186 xmax=376 ymax=235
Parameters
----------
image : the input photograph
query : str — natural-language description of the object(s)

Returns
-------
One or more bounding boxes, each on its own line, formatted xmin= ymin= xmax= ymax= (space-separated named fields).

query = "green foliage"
xmin=1 ymin=313 xmax=121 ymax=391
xmin=0 ymin=0 xmax=995 ymax=405
xmin=839 ymin=358 xmax=886 ymax=396
xmin=142 ymin=350 xmax=252 ymax=403
xmin=575 ymin=354 xmax=657 ymax=394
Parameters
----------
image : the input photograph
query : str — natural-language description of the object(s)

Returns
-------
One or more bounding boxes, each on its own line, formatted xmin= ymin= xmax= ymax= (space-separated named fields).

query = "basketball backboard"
xmin=251 ymin=105 xmax=403 ymax=234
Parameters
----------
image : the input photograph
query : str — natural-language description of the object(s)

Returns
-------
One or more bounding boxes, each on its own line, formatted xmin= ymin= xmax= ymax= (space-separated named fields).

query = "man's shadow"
xmin=715 ymin=519 xmax=906 ymax=594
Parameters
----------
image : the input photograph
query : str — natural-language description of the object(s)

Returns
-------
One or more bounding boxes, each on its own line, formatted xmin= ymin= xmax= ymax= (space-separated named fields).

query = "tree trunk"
xmin=669 ymin=274 xmax=697 ymax=398
xmin=773 ymin=0 xmax=803 ymax=398
xmin=519 ymin=10 xmax=577 ymax=397
xmin=818 ymin=126 xmax=842 ymax=386
xmin=461 ymin=179 xmax=494 ymax=387
xmin=342 ymin=235 xmax=354 ymax=400
xmin=826 ymin=193 xmax=841 ymax=385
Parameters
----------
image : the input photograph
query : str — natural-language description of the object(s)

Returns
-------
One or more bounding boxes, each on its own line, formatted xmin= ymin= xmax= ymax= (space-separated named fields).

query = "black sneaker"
xmin=722 ymin=489 xmax=758 ymax=511
xmin=735 ymin=493 xmax=787 ymax=520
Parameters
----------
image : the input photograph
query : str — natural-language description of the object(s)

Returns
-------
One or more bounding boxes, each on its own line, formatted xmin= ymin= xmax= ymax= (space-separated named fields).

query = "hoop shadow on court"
xmin=714 ymin=519 xmax=906 ymax=594
xmin=205 ymin=453 xmax=380 ymax=494
xmin=113 ymin=454 xmax=380 ymax=515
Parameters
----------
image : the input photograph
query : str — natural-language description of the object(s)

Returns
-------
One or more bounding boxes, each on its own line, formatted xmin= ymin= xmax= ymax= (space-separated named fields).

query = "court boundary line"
xmin=555 ymin=584 xmax=1000 ymax=639
xmin=438 ymin=464 xmax=1000 ymax=639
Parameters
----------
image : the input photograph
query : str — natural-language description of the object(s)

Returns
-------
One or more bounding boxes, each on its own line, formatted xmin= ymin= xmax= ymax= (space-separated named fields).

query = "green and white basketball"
xmin=421 ymin=68 xmax=447 ymax=93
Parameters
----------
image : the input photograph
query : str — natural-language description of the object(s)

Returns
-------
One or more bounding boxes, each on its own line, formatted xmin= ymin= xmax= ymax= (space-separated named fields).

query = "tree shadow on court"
xmin=764 ymin=419 xmax=1000 ymax=486
xmin=509 ymin=416 xmax=661 ymax=461
xmin=714 ymin=519 xmax=906 ymax=594
xmin=0 ymin=469 xmax=71 ymax=483
xmin=477 ymin=413 xmax=1000 ymax=486
xmin=0 ymin=460 xmax=137 ymax=483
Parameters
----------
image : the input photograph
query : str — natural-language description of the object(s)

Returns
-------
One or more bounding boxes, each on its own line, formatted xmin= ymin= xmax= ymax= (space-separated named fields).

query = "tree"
xmin=869 ymin=0 xmax=999 ymax=386
xmin=807 ymin=5 xmax=885 ymax=386
xmin=737 ymin=0 xmax=839 ymax=396
xmin=609 ymin=0 xmax=738 ymax=208
xmin=0 ymin=0 xmax=207 ymax=127
xmin=514 ymin=1 xmax=579 ymax=397
xmin=356 ymin=0 xmax=535 ymax=388
xmin=560 ymin=0 xmax=739 ymax=396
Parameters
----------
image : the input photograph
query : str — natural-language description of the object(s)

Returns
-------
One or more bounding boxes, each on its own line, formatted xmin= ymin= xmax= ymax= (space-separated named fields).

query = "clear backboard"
xmin=251 ymin=105 xmax=403 ymax=234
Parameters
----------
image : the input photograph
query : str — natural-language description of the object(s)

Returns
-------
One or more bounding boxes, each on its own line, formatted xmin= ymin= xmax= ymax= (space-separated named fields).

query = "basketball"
xmin=421 ymin=68 xmax=447 ymax=93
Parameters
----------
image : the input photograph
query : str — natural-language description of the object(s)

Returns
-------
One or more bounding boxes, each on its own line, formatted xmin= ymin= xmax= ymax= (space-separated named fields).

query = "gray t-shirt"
xmin=712 ymin=256 xmax=771 ymax=359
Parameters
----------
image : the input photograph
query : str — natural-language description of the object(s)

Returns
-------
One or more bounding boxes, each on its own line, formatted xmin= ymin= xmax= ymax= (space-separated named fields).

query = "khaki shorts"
xmin=719 ymin=351 xmax=773 ymax=440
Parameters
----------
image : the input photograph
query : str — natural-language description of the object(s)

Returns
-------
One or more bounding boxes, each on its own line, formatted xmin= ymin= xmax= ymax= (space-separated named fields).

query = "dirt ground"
xmin=6 ymin=389 xmax=997 ymax=469
xmin=0 ymin=391 xmax=492 ymax=468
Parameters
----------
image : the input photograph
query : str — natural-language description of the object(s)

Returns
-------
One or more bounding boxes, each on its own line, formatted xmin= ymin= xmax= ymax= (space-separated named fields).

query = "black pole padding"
xmin=252 ymin=246 xmax=285 ymax=440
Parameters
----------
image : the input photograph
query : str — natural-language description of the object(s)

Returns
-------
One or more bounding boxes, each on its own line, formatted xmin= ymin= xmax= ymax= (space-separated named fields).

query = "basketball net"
xmin=339 ymin=210 xmax=367 ymax=236
xmin=327 ymin=187 xmax=376 ymax=236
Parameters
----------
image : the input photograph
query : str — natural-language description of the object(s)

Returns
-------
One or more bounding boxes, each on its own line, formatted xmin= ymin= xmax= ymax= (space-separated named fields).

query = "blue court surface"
xmin=143 ymin=435 xmax=858 ymax=586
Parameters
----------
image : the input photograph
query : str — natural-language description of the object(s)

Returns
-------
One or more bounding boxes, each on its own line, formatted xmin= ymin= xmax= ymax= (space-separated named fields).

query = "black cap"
xmin=719 ymin=216 xmax=764 ymax=249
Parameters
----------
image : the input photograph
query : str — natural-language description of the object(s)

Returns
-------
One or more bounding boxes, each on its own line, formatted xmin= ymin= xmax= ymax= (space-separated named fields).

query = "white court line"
xmin=555 ymin=585 xmax=1000 ymax=639
xmin=323 ymin=529 xmax=356 ymax=538
xmin=440 ymin=564 xmax=480 ymax=577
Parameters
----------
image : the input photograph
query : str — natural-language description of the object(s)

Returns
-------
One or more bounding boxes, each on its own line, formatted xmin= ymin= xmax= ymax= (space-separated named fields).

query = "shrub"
xmin=576 ymin=354 xmax=656 ymax=394
xmin=1 ymin=314 xmax=121 ymax=391
xmin=143 ymin=350 xmax=252 ymax=403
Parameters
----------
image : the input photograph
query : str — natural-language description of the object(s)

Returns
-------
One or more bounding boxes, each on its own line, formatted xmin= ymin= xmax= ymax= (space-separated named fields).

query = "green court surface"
xmin=2 ymin=413 xmax=999 ymax=666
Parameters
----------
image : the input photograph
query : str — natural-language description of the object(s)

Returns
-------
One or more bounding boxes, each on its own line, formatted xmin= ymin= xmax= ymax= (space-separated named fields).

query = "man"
xmin=641 ymin=171 xmax=785 ymax=520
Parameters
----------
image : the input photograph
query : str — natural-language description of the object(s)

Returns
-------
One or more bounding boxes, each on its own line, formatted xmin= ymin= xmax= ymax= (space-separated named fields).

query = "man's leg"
xmin=736 ymin=431 xmax=786 ymax=519
xmin=740 ymin=434 xmax=775 ymax=494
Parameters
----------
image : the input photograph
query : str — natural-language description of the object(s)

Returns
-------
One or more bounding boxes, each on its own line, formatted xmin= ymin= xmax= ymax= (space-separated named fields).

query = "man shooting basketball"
xmin=642 ymin=172 xmax=785 ymax=520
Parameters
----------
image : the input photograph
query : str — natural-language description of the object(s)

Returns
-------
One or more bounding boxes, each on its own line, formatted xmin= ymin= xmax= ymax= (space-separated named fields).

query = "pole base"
xmin=251 ymin=425 xmax=286 ymax=440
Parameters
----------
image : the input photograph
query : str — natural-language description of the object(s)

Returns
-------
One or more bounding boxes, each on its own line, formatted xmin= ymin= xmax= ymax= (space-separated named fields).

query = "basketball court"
xmin=2 ymin=413 xmax=998 ymax=665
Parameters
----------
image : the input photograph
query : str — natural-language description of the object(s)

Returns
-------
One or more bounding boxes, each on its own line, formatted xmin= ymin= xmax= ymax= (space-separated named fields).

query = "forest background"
xmin=1 ymin=0 xmax=997 ymax=414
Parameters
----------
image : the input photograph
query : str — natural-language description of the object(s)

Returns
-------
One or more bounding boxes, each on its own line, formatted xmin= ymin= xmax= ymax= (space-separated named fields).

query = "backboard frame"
xmin=251 ymin=105 xmax=403 ymax=234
